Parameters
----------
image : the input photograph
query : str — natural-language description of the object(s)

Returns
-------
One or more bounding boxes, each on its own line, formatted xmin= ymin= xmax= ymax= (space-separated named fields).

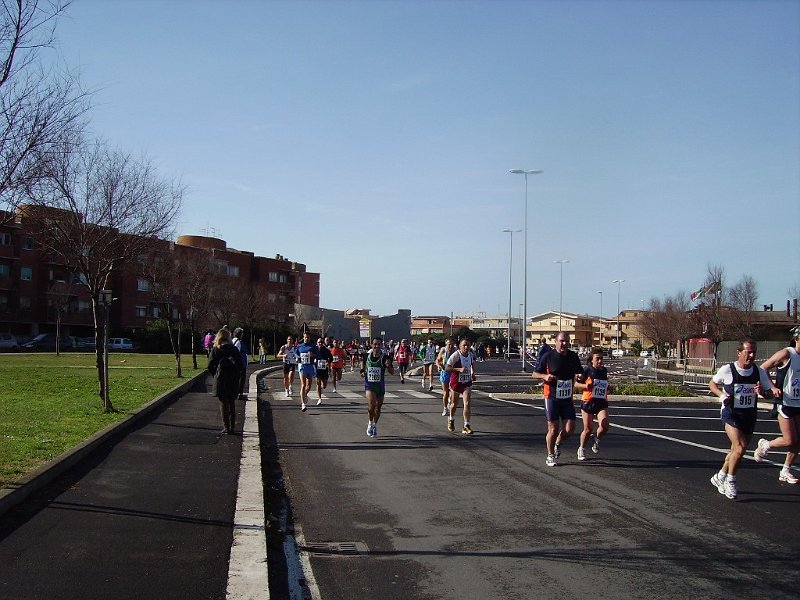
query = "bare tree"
xmin=23 ymin=138 xmax=182 ymax=411
xmin=178 ymin=248 xmax=213 ymax=369
xmin=727 ymin=274 xmax=759 ymax=338
xmin=0 ymin=0 xmax=90 ymax=224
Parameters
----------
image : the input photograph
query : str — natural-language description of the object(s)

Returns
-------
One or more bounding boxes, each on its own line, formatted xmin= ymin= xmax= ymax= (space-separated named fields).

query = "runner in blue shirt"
xmin=294 ymin=332 xmax=318 ymax=412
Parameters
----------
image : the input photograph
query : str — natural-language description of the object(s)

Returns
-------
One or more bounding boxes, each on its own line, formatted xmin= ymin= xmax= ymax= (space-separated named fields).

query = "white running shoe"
xmin=285 ymin=389 xmax=290 ymax=397
xmin=591 ymin=436 xmax=600 ymax=454
xmin=442 ymin=408 xmax=448 ymax=416
xmin=723 ymin=479 xmax=737 ymax=499
xmin=301 ymin=402 xmax=307 ymax=412
xmin=577 ymin=447 xmax=586 ymax=461
xmin=316 ymin=397 xmax=322 ymax=405
xmin=710 ymin=473 xmax=725 ymax=494
xmin=779 ymin=470 xmax=799 ymax=484
xmin=754 ymin=438 xmax=770 ymax=462
xmin=546 ymin=454 xmax=557 ymax=467
xmin=366 ymin=423 xmax=374 ymax=437
xmin=332 ymin=386 xmax=337 ymax=393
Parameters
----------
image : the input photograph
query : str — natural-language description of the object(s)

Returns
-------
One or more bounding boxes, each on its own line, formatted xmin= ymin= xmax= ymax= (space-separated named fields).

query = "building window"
xmin=0 ymin=233 xmax=11 ymax=245
xmin=136 ymin=305 xmax=147 ymax=318
xmin=279 ymin=274 xmax=287 ymax=283
xmin=227 ymin=265 xmax=239 ymax=277
xmin=21 ymin=236 xmax=34 ymax=250
xmin=19 ymin=296 xmax=31 ymax=309
xmin=268 ymin=272 xmax=278 ymax=282
xmin=20 ymin=266 xmax=32 ymax=281
xmin=268 ymin=293 xmax=277 ymax=303
xmin=0 ymin=263 xmax=9 ymax=278
xmin=0 ymin=294 xmax=7 ymax=309
xmin=78 ymin=300 xmax=91 ymax=313
xmin=137 ymin=278 xmax=150 ymax=292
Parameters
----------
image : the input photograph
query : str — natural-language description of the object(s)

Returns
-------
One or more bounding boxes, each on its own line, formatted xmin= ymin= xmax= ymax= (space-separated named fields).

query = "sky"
xmin=52 ymin=0 xmax=799 ymax=319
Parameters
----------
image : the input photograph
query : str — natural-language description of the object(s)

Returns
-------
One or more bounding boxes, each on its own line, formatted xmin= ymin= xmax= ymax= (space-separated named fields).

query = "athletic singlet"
xmin=280 ymin=345 xmax=297 ymax=364
xmin=395 ymin=346 xmax=411 ymax=363
xmin=780 ymin=347 xmax=800 ymax=407
xmin=447 ymin=350 xmax=474 ymax=384
xmin=295 ymin=343 xmax=317 ymax=366
xmin=724 ymin=362 xmax=760 ymax=410
xmin=581 ymin=365 xmax=609 ymax=402
xmin=365 ymin=351 xmax=387 ymax=383
xmin=331 ymin=347 xmax=347 ymax=368
xmin=423 ymin=344 xmax=438 ymax=363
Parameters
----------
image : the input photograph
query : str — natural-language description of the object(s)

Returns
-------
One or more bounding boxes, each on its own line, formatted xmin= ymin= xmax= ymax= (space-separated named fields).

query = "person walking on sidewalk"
xmin=753 ymin=326 xmax=800 ymax=484
xmin=207 ymin=328 xmax=243 ymax=435
xmin=709 ymin=337 xmax=779 ymax=499
xmin=361 ymin=336 xmax=394 ymax=437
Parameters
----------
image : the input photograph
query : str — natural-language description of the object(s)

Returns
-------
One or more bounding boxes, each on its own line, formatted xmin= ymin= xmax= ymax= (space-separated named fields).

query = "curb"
xmin=0 ymin=370 xmax=208 ymax=518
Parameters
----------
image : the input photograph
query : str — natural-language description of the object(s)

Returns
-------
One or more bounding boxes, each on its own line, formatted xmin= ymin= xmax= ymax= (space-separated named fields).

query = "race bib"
xmin=398 ymin=351 xmax=406 ymax=360
xmin=458 ymin=370 xmax=472 ymax=384
xmin=592 ymin=380 xmax=608 ymax=400
xmin=789 ymin=377 xmax=800 ymax=401
xmin=367 ymin=366 xmax=381 ymax=382
xmin=332 ymin=357 xmax=343 ymax=367
xmin=300 ymin=352 xmax=312 ymax=365
xmin=556 ymin=379 xmax=573 ymax=400
xmin=733 ymin=383 xmax=756 ymax=408
xmin=316 ymin=359 xmax=328 ymax=369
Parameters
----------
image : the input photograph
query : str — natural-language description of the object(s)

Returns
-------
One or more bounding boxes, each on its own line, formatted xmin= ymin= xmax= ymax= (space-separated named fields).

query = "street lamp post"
xmin=612 ymin=279 xmax=625 ymax=352
xmin=597 ymin=290 xmax=603 ymax=348
xmin=509 ymin=168 xmax=543 ymax=371
xmin=503 ymin=228 xmax=521 ymax=361
xmin=554 ymin=259 xmax=569 ymax=330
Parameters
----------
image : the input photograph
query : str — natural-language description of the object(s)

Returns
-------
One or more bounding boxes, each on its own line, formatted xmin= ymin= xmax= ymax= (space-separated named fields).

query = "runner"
xmin=394 ymin=338 xmax=413 ymax=384
xmin=445 ymin=339 xmax=477 ymax=434
xmin=709 ymin=337 xmax=779 ymax=499
xmin=294 ymin=332 xmax=318 ymax=412
xmin=330 ymin=339 xmax=347 ymax=393
xmin=361 ymin=336 xmax=394 ymax=437
xmin=421 ymin=338 xmax=438 ymax=391
xmin=276 ymin=335 xmax=297 ymax=397
xmin=753 ymin=325 xmax=800 ymax=484
xmin=533 ymin=331 xmax=583 ymax=466
xmin=575 ymin=348 xmax=612 ymax=461
xmin=347 ymin=339 xmax=360 ymax=372
xmin=436 ymin=338 xmax=456 ymax=416
xmin=314 ymin=337 xmax=333 ymax=405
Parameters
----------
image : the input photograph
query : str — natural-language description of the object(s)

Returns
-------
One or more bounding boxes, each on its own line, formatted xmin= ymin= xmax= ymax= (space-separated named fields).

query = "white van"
xmin=108 ymin=338 xmax=134 ymax=351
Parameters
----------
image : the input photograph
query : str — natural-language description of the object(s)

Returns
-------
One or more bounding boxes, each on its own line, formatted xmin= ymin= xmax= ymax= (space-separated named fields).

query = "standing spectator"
xmin=258 ymin=337 xmax=268 ymax=365
xmin=232 ymin=327 xmax=249 ymax=400
xmin=203 ymin=330 xmax=214 ymax=357
xmin=207 ymin=328 xmax=243 ymax=435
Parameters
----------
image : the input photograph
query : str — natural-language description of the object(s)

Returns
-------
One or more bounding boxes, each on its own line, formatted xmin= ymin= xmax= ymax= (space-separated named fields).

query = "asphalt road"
xmin=263 ymin=365 xmax=800 ymax=600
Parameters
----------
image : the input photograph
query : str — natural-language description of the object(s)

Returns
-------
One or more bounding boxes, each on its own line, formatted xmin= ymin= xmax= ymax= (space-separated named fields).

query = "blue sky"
xmin=55 ymin=0 xmax=799 ymax=319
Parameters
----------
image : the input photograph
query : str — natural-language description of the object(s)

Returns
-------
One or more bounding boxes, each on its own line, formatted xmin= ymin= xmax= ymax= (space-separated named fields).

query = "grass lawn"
xmin=0 ymin=353 xmax=205 ymax=487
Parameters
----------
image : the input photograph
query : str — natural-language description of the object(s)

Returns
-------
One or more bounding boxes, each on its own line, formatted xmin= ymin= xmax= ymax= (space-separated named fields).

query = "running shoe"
xmin=723 ymin=479 xmax=737 ymax=500
xmin=546 ymin=454 xmax=557 ymax=467
xmin=554 ymin=444 xmax=561 ymax=459
xmin=316 ymin=397 xmax=322 ymax=406
xmin=429 ymin=385 xmax=433 ymax=391
xmin=779 ymin=470 xmax=799 ymax=484
xmin=591 ymin=436 xmax=600 ymax=454
xmin=332 ymin=386 xmax=337 ymax=393
xmin=372 ymin=424 xmax=378 ymax=438
xmin=441 ymin=408 xmax=448 ymax=416
xmin=447 ymin=419 xmax=455 ymax=432
xmin=462 ymin=424 xmax=473 ymax=435
xmin=301 ymin=402 xmax=307 ymax=412
xmin=367 ymin=423 xmax=374 ymax=437
xmin=754 ymin=438 xmax=770 ymax=462
xmin=710 ymin=473 xmax=725 ymax=494
xmin=577 ymin=447 xmax=586 ymax=461
xmin=285 ymin=389 xmax=290 ymax=397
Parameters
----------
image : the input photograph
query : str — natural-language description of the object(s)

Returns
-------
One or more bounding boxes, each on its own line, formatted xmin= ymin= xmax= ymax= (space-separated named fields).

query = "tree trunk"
xmin=166 ymin=319 xmax=182 ymax=378
xmin=92 ymin=300 xmax=114 ymax=412
xmin=190 ymin=319 xmax=198 ymax=370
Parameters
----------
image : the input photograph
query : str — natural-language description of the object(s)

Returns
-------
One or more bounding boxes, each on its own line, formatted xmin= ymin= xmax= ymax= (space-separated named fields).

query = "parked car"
xmin=21 ymin=333 xmax=74 ymax=351
xmin=108 ymin=337 xmax=134 ymax=351
xmin=640 ymin=350 xmax=651 ymax=357
xmin=75 ymin=336 xmax=96 ymax=349
xmin=0 ymin=332 xmax=19 ymax=351
xmin=611 ymin=349 xmax=625 ymax=357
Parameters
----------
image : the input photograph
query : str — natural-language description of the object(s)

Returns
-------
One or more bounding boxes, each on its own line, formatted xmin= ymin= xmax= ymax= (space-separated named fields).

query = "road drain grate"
xmin=302 ymin=541 xmax=369 ymax=557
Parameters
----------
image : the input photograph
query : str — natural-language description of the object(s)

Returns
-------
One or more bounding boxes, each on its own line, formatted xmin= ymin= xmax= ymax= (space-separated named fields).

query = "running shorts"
xmin=317 ymin=369 xmax=329 ymax=383
xmin=364 ymin=381 xmax=386 ymax=396
xmin=283 ymin=363 xmax=296 ymax=375
xmin=580 ymin=399 xmax=609 ymax=415
xmin=720 ymin=406 xmax=757 ymax=435
xmin=439 ymin=370 xmax=449 ymax=384
xmin=299 ymin=364 xmax=316 ymax=378
xmin=545 ymin=397 xmax=577 ymax=422
xmin=778 ymin=405 xmax=800 ymax=419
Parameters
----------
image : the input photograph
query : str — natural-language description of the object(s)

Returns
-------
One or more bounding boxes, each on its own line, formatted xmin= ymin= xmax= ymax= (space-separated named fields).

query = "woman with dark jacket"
xmin=207 ymin=328 xmax=243 ymax=434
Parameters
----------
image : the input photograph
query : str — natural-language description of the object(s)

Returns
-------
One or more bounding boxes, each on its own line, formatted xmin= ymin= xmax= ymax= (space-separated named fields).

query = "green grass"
xmin=0 ymin=353 xmax=204 ymax=487
xmin=526 ymin=380 xmax=696 ymax=397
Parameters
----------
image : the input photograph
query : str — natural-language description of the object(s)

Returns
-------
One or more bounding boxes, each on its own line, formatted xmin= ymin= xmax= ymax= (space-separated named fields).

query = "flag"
xmin=690 ymin=286 xmax=706 ymax=302
xmin=704 ymin=281 xmax=721 ymax=295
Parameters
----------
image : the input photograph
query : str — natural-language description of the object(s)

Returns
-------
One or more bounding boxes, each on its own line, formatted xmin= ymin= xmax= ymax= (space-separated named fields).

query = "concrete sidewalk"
xmin=0 ymin=365 xmax=273 ymax=600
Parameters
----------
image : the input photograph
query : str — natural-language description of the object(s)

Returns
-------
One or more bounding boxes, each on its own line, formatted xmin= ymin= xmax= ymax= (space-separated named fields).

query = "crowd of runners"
xmin=272 ymin=326 xmax=800 ymax=499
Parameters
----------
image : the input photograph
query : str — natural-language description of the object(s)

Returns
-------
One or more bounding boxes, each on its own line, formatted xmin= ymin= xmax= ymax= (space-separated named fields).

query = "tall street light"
xmin=503 ymin=228 xmax=521 ymax=361
xmin=612 ymin=279 xmax=625 ymax=352
xmin=597 ymin=290 xmax=603 ymax=348
xmin=554 ymin=259 xmax=569 ymax=331
xmin=509 ymin=168 xmax=543 ymax=371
